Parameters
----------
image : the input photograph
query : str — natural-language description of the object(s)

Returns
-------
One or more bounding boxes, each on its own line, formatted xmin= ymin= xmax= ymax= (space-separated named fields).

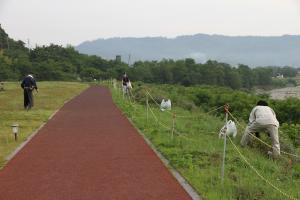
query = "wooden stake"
xmin=221 ymin=104 xmax=229 ymax=184
xmin=171 ymin=113 xmax=176 ymax=140
xmin=146 ymin=94 xmax=149 ymax=126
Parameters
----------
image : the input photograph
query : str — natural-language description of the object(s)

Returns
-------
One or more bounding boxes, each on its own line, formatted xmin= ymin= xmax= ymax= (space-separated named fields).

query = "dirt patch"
xmin=267 ymin=86 xmax=300 ymax=100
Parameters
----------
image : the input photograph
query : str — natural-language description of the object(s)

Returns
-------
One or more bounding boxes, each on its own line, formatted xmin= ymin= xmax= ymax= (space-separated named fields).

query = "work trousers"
xmin=240 ymin=122 xmax=280 ymax=157
xmin=24 ymin=88 xmax=34 ymax=109
xmin=122 ymin=85 xmax=129 ymax=96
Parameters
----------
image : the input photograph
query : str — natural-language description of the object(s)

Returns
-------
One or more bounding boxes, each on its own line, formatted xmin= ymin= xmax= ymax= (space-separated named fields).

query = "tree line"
xmin=0 ymin=26 xmax=299 ymax=89
xmin=128 ymin=59 xmax=299 ymax=89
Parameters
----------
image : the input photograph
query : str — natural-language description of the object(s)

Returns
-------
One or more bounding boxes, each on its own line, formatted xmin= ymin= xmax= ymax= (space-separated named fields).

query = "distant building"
xmin=276 ymin=74 xmax=284 ymax=79
xmin=116 ymin=55 xmax=121 ymax=63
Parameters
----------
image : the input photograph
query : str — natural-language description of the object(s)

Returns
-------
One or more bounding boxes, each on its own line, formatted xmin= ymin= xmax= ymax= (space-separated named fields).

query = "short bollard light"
xmin=11 ymin=124 xmax=19 ymax=141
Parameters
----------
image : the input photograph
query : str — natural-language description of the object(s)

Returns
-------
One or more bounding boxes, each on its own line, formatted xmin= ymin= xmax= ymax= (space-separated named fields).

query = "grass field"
xmin=0 ymin=82 xmax=88 ymax=169
xmin=110 ymin=83 xmax=300 ymax=200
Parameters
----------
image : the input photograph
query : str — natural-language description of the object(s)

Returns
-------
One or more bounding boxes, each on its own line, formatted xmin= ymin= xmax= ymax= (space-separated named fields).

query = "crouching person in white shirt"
xmin=240 ymin=100 xmax=280 ymax=158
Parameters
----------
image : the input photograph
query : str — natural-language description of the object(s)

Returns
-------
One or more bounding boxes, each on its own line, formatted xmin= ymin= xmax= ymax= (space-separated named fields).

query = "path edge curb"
xmin=109 ymin=86 xmax=202 ymax=200
xmin=5 ymin=110 xmax=58 ymax=161
xmin=5 ymin=86 xmax=89 ymax=162
xmin=127 ymin=117 xmax=202 ymax=200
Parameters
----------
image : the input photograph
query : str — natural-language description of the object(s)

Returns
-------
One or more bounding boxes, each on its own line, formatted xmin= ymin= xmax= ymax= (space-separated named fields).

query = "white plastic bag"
xmin=127 ymin=81 xmax=132 ymax=89
xmin=160 ymin=99 xmax=172 ymax=111
xmin=165 ymin=99 xmax=171 ymax=110
xmin=219 ymin=120 xmax=237 ymax=138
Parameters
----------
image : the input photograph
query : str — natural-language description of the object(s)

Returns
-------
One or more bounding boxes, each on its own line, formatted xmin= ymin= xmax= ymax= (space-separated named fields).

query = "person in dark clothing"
xmin=21 ymin=74 xmax=38 ymax=110
xmin=122 ymin=73 xmax=130 ymax=96
xmin=122 ymin=73 xmax=129 ymax=86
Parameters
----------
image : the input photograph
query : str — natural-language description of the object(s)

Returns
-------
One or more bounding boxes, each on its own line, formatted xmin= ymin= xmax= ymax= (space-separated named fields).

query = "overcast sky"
xmin=0 ymin=0 xmax=300 ymax=46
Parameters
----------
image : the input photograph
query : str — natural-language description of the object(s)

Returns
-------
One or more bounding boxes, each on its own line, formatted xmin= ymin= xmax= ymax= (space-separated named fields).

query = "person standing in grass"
xmin=21 ymin=74 xmax=38 ymax=110
xmin=240 ymin=100 xmax=280 ymax=158
xmin=122 ymin=73 xmax=130 ymax=96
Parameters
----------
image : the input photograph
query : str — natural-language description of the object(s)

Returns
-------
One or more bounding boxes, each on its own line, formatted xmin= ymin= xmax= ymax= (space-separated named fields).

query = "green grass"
xmin=0 ymin=81 xmax=88 ymax=168
xmin=110 ymin=84 xmax=300 ymax=200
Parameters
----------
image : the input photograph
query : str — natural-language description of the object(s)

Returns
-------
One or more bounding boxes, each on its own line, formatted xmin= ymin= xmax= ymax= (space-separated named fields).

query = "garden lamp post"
xmin=11 ymin=124 xmax=19 ymax=141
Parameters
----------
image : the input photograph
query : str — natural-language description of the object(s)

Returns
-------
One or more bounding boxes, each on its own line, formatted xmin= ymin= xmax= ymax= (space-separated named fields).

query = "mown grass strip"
xmin=0 ymin=82 xmax=88 ymax=168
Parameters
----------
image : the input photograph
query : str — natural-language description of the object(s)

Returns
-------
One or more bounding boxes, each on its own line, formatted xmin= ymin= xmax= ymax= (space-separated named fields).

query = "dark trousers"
xmin=24 ymin=88 xmax=34 ymax=109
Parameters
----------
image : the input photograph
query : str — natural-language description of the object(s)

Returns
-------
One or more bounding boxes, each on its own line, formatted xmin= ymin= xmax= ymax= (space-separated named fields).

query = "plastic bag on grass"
xmin=219 ymin=120 xmax=237 ymax=138
xmin=160 ymin=99 xmax=171 ymax=111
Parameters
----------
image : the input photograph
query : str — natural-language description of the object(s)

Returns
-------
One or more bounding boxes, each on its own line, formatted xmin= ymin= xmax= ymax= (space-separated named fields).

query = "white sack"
xmin=127 ymin=81 xmax=132 ymax=89
xmin=160 ymin=99 xmax=172 ymax=111
xmin=219 ymin=120 xmax=237 ymax=138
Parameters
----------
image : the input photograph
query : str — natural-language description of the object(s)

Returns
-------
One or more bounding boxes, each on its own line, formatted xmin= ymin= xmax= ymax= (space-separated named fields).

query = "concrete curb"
xmin=5 ymin=88 xmax=88 ymax=162
xmin=110 ymin=85 xmax=202 ymax=200
xmin=127 ymin=118 xmax=202 ymax=200
xmin=5 ymin=109 xmax=59 ymax=161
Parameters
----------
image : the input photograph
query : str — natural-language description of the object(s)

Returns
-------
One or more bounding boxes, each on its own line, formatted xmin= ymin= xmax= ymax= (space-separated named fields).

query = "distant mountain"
xmin=76 ymin=34 xmax=300 ymax=67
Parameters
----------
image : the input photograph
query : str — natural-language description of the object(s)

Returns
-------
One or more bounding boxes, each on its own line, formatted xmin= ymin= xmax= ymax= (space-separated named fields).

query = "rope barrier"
xmin=147 ymin=102 xmax=196 ymax=142
xmin=146 ymin=97 xmax=193 ymax=137
xmin=145 ymin=91 xmax=221 ymax=142
xmin=248 ymin=133 xmax=300 ymax=159
xmin=227 ymin=136 xmax=299 ymax=200
xmin=114 ymin=84 xmax=300 ymax=200
xmin=146 ymin=89 xmax=224 ymax=119
xmin=128 ymin=88 xmax=138 ymax=102
xmin=147 ymin=91 xmax=300 ymax=158
xmin=144 ymin=90 xmax=172 ymax=114
xmin=114 ymin=84 xmax=299 ymax=199
xmin=145 ymin=90 xmax=161 ymax=107
xmin=175 ymin=105 xmax=225 ymax=119
xmin=145 ymin=94 xmax=298 ymax=200
xmin=117 ymin=84 xmax=299 ymax=158
xmin=145 ymin=92 xmax=298 ymax=200
xmin=146 ymin=90 xmax=193 ymax=118
xmin=120 ymin=87 xmax=220 ymax=120
xmin=147 ymin=99 xmax=206 ymax=142
xmin=228 ymin=111 xmax=300 ymax=159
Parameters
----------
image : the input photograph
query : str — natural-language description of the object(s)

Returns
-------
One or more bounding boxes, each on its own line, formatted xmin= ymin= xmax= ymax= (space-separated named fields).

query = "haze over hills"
xmin=76 ymin=34 xmax=300 ymax=67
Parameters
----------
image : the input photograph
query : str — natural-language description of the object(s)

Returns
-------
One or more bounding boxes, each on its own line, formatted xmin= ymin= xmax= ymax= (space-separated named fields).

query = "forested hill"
xmin=0 ymin=25 xmax=120 ymax=81
xmin=76 ymin=34 xmax=300 ymax=67
xmin=0 ymin=25 xmax=27 ymax=52
xmin=0 ymin=25 xmax=299 ymax=90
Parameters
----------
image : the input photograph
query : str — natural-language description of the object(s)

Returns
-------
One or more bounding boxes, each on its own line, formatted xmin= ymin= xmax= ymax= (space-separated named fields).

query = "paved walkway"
xmin=0 ymin=86 xmax=192 ymax=200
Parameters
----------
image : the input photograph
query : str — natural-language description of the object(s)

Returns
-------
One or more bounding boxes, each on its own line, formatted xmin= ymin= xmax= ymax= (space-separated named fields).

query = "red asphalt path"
xmin=0 ymin=86 xmax=192 ymax=200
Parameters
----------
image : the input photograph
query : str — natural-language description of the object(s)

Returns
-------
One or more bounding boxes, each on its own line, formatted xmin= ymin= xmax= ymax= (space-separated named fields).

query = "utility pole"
xmin=128 ymin=54 xmax=131 ymax=67
xmin=221 ymin=104 xmax=229 ymax=184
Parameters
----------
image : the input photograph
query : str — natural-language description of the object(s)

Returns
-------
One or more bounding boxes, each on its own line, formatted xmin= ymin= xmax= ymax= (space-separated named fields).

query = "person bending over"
xmin=21 ymin=74 xmax=38 ymax=110
xmin=240 ymin=100 xmax=280 ymax=158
